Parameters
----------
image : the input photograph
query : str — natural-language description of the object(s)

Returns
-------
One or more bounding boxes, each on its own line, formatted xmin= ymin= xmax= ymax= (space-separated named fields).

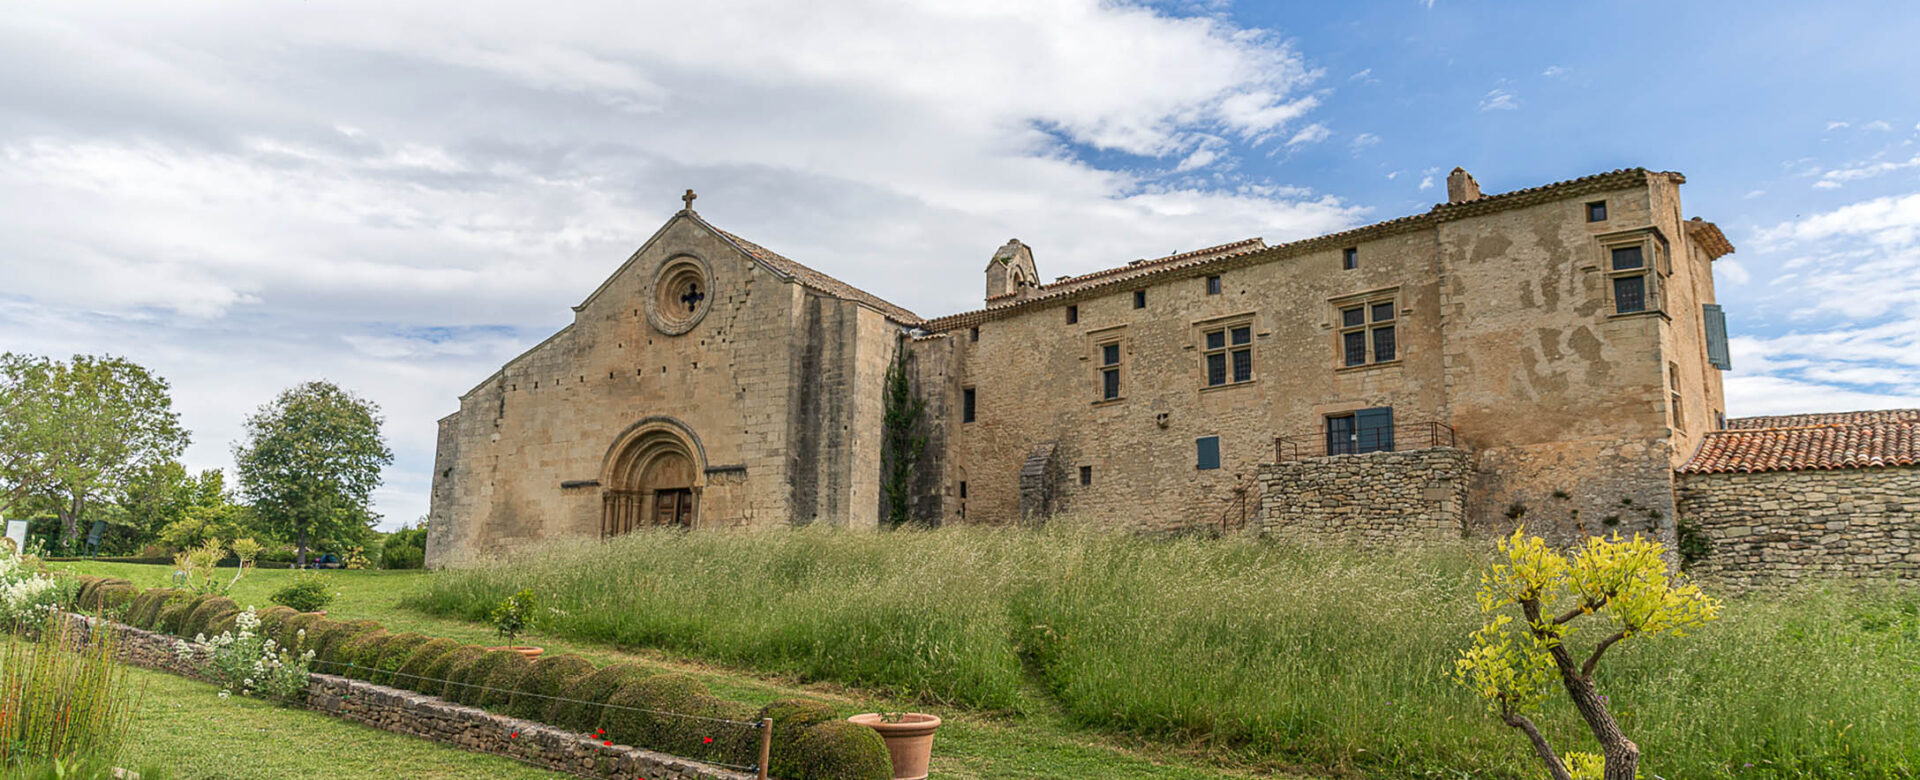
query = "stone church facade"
xmin=427 ymin=167 xmax=1746 ymax=566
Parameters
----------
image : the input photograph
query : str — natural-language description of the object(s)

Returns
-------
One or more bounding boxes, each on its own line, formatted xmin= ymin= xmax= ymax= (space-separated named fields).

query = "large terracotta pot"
xmin=486 ymin=645 xmax=544 ymax=660
xmin=849 ymin=713 xmax=941 ymax=780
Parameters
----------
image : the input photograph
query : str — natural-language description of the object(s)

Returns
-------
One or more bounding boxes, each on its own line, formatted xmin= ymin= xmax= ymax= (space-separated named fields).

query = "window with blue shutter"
xmin=1196 ymin=436 xmax=1221 ymax=470
xmin=1703 ymin=304 xmax=1732 ymax=370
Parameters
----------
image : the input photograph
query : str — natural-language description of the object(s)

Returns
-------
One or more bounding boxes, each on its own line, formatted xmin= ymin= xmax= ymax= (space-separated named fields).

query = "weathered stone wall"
xmin=1257 ymin=448 xmax=1470 ymax=544
xmin=1677 ymin=467 xmax=1920 ymax=587
xmin=61 ymin=614 xmax=753 ymax=780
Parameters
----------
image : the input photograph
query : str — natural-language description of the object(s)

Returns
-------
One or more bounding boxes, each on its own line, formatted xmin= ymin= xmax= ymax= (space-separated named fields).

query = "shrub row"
xmin=62 ymin=578 xmax=887 ymax=779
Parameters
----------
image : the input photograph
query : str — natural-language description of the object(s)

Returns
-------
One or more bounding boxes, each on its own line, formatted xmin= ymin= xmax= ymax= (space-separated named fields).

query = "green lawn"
xmin=56 ymin=562 xmax=1298 ymax=780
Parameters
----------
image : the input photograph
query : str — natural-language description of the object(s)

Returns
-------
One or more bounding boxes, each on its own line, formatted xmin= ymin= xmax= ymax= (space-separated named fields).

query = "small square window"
xmin=1230 ymin=326 xmax=1251 ymax=345
xmin=1133 ymin=290 xmax=1146 ymax=309
xmin=1341 ymin=307 xmax=1365 ymax=328
xmin=962 ymin=387 xmax=976 ymax=423
xmin=1342 ymin=247 xmax=1358 ymax=270
xmin=1102 ymin=343 xmax=1120 ymax=365
xmin=1206 ymin=275 xmax=1222 ymax=295
xmin=1205 ymin=330 xmax=1226 ymax=350
xmin=1066 ymin=305 xmax=1079 ymax=324
xmin=1079 ymin=465 xmax=1092 ymax=486
xmin=1587 ymin=201 xmax=1607 ymax=222
xmin=1370 ymin=302 xmax=1395 ymax=322
xmin=1611 ymin=246 xmax=1644 ymax=271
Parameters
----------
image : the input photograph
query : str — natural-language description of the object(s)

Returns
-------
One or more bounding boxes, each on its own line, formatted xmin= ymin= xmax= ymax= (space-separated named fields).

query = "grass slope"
xmin=403 ymin=525 xmax=1920 ymax=779
xmin=55 ymin=561 xmax=1294 ymax=780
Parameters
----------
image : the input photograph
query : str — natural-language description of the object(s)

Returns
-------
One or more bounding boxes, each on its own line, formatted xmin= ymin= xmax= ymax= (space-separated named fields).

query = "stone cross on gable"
xmin=682 ymin=189 xmax=696 ymax=211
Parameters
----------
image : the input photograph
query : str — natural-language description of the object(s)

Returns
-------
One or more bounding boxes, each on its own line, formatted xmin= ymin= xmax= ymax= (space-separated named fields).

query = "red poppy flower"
xmin=703 ymin=736 xmax=713 ymax=744
xmin=603 ymin=740 xmax=613 ymax=747
xmin=510 ymin=731 xmax=519 ymax=739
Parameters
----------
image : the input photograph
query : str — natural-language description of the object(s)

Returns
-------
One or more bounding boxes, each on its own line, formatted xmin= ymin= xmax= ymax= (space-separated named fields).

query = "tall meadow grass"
xmin=406 ymin=524 xmax=1920 ymax=778
xmin=1 ymin=616 xmax=140 ymax=770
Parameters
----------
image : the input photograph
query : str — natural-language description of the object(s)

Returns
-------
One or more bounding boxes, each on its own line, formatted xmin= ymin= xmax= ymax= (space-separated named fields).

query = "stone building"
xmin=428 ymin=167 xmax=1754 ymax=566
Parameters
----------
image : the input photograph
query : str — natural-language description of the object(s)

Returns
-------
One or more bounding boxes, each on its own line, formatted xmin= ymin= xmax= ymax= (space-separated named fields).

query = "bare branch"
xmin=1582 ymin=630 xmax=1630 ymax=678
xmin=1555 ymin=596 xmax=1607 ymax=625
xmin=1501 ymin=712 xmax=1575 ymax=780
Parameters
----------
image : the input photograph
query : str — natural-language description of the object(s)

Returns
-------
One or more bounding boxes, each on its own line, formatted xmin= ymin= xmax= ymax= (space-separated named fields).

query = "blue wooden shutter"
xmin=1355 ymin=407 xmax=1394 ymax=454
xmin=1196 ymin=436 xmax=1221 ymax=470
xmin=1703 ymin=304 xmax=1732 ymax=370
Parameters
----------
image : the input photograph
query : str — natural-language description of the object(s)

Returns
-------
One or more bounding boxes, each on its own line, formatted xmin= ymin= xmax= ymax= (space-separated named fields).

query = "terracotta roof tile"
xmin=698 ymin=217 xmax=923 ymax=326
xmin=1680 ymin=409 xmax=1920 ymax=474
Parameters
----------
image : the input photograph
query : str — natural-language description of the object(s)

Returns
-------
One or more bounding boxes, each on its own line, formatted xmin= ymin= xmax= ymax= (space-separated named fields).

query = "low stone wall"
xmin=61 ymin=614 xmax=755 ymax=780
xmin=1676 ymin=466 xmax=1920 ymax=587
xmin=1257 ymin=447 xmax=1470 ymax=544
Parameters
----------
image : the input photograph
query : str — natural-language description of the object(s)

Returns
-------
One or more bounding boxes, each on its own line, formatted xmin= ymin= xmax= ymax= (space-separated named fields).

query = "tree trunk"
xmin=1501 ymin=712 xmax=1573 ymax=780
xmin=1523 ymin=599 xmax=1641 ymax=780
xmin=297 ymin=528 xmax=309 ymax=569
xmin=57 ymin=494 xmax=85 ymax=553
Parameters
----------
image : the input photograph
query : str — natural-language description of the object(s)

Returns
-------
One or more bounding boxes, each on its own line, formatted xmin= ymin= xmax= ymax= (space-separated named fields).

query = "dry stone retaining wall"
xmin=1257 ymin=447 xmax=1470 ymax=544
xmin=1676 ymin=466 xmax=1920 ymax=587
xmin=60 ymin=614 xmax=754 ymax=780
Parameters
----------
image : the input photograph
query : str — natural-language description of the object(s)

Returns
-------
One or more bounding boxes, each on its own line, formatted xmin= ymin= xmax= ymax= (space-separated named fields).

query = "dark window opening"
xmin=1079 ymin=466 xmax=1092 ymax=486
xmin=1204 ymin=326 xmax=1253 ymax=386
xmin=969 ymin=327 xmax=979 ymax=342
xmin=1339 ymin=300 xmax=1397 ymax=366
xmin=1343 ymin=331 xmax=1368 ymax=367
xmin=1372 ymin=325 xmax=1396 ymax=362
xmin=962 ymin=387 xmax=976 ymax=423
xmin=1613 ymin=275 xmax=1646 ymax=313
xmin=1133 ymin=290 xmax=1146 ymax=309
xmin=1100 ymin=342 xmax=1122 ymax=400
xmin=1066 ymin=305 xmax=1079 ymax=324
xmin=1327 ymin=407 xmax=1394 ymax=455
xmin=1206 ymin=275 xmax=1222 ymax=295
xmin=1342 ymin=247 xmax=1358 ymax=270
xmin=959 ymin=481 xmax=968 ymax=498
xmin=1587 ymin=200 xmax=1608 ymax=222
xmin=1611 ymin=246 xmax=1644 ymax=270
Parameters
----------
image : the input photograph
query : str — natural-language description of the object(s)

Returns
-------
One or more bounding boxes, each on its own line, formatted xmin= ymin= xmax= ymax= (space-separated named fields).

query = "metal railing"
xmin=1273 ymin=421 xmax=1457 ymax=462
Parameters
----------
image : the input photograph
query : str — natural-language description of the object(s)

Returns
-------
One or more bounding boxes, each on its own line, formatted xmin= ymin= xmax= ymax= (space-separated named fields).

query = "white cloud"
xmin=0 ymin=0 xmax=1366 ymax=528
xmin=1541 ymin=65 xmax=1566 ymax=77
xmin=1827 ymin=121 xmax=1851 ymax=130
xmin=1717 ymin=258 xmax=1751 ymax=285
xmin=1419 ymin=175 xmax=1435 ymax=190
xmin=1286 ymin=123 xmax=1331 ymax=147
xmin=1813 ymin=153 xmax=1920 ymax=188
xmin=1743 ymin=189 xmax=1767 ymax=199
xmin=1348 ymin=68 xmax=1373 ymax=82
xmin=1478 ymin=88 xmax=1519 ymax=111
xmin=1349 ymin=132 xmax=1380 ymax=153
xmin=1864 ymin=120 xmax=1894 ymax=132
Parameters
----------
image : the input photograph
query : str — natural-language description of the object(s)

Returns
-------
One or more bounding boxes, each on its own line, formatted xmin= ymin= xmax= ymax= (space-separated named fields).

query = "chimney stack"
xmin=1446 ymin=167 xmax=1482 ymax=204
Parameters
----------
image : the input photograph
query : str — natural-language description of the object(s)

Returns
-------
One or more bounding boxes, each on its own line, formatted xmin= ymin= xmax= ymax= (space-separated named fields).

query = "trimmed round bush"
xmin=278 ymin=612 xmax=323 ymax=654
xmin=393 ymin=638 xmax=460 ymax=694
xmin=93 ymin=583 xmax=138 ymax=614
xmin=253 ymin=605 xmax=299 ymax=639
xmin=461 ymin=650 xmax=531 ymax=709
xmin=760 ymin=699 xmax=841 ymax=779
xmin=549 ymin=663 xmax=653 ymax=732
xmin=507 ymin=654 xmax=595 ymax=721
xmin=183 ymin=596 xmax=237 ymax=639
xmin=337 ymin=631 xmax=393 ymax=681
xmin=73 ymin=576 xmax=106 ymax=609
xmin=155 ymin=595 xmax=207 ymax=636
xmin=425 ymin=645 xmax=488 ymax=700
xmin=794 ymin=720 xmax=892 ymax=780
xmin=599 ymin=674 xmax=752 ymax=759
xmin=121 ymin=590 xmax=165 ymax=629
xmin=370 ymin=632 xmax=433 ymax=686
xmin=308 ymin=619 xmax=381 ymax=669
xmin=206 ymin=608 xmax=243 ymax=638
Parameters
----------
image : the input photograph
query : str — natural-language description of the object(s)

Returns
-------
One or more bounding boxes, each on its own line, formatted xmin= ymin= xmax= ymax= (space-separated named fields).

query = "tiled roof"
xmin=698 ymin=216 xmax=923 ymax=326
xmin=922 ymin=167 xmax=1678 ymax=333
xmin=1679 ymin=409 xmax=1920 ymax=474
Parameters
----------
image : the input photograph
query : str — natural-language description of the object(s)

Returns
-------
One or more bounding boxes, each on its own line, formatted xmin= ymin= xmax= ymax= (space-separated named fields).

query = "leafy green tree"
xmin=233 ymin=381 xmax=392 ymax=567
xmin=0 ymin=353 xmax=190 ymax=551
xmin=1454 ymin=529 xmax=1720 ymax=780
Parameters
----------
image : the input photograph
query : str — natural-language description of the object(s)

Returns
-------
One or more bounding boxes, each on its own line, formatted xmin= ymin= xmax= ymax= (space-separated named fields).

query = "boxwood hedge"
xmin=369 ymin=632 xmax=433 ymax=686
xmin=336 ymin=631 xmax=393 ymax=681
xmin=507 ymin=654 xmax=595 ymax=721
xmin=393 ymin=638 xmax=460 ymax=693
xmin=463 ymin=650 xmax=532 ymax=710
xmin=425 ymin=645 xmax=488 ymax=700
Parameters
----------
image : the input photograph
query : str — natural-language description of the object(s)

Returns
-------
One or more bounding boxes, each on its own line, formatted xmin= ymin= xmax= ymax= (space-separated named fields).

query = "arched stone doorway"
xmin=601 ymin=419 xmax=704 ymax=536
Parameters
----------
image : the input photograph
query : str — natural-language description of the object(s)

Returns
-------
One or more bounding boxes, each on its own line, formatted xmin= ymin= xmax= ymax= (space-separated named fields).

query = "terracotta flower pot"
xmin=486 ymin=645 xmax=544 ymax=660
xmin=849 ymin=712 xmax=941 ymax=780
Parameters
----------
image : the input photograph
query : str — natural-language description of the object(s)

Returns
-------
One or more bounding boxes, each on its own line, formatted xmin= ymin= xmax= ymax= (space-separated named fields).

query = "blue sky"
xmin=2 ymin=1 xmax=1916 ymax=528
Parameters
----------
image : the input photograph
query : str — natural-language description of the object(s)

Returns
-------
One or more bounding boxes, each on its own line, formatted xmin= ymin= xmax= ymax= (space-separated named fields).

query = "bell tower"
xmin=984 ymin=239 xmax=1040 ymax=302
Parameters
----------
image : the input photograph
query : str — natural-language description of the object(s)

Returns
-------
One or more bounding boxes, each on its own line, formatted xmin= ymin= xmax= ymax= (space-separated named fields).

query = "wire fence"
xmin=304 ymin=656 xmax=769 ymax=775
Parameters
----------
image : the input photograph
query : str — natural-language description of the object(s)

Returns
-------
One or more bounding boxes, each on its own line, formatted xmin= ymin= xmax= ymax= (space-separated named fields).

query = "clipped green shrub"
xmin=599 ymin=674 xmax=755 ymax=761
xmin=793 ymin=720 xmax=892 ymax=780
xmin=508 ymin=654 xmax=594 ymax=721
xmin=426 ymin=645 xmax=488 ymax=700
xmin=465 ymin=650 xmax=532 ymax=710
xmin=336 ymin=631 xmax=392 ymax=681
xmin=71 ymin=576 xmax=106 ymax=609
xmin=393 ymin=638 xmax=460 ymax=694
xmin=759 ymin=699 xmax=841 ymax=779
xmin=92 ymin=583 xmax=138 ymax=614
xmin=253 ymin=605 xmax=298 ymax=640
xmin=278 ymin=612 xmax=323 ymax=655
xmin=205 ymin=608 xmax=242 ymax=638
xmin=550 ymin=663 xmax=654 ymax=732
xmin=370 ymin=632 xmax=432 ymax=686
xmin=307 ymin=619 xmax=381 ymax=669
xmin=183 ymin=596 xmax=237 ymax=639
xmin=122 ymin=590 xmax=168 ymax=630
xmin=155 ymin=595 xmax=206 ymax=636
xmin=270 ymin=571 xmax=335 ymax=613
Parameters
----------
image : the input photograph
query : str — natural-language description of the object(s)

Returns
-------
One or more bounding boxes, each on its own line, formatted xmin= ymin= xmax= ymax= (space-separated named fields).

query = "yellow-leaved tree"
xmin=1454 ymin=529 xmax=1720 ymax=780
